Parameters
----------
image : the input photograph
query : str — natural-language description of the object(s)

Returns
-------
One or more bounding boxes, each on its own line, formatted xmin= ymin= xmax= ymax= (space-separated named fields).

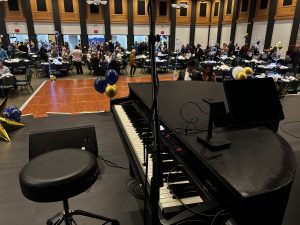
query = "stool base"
xmin=46 ymin=200 xmax=120 ymax=225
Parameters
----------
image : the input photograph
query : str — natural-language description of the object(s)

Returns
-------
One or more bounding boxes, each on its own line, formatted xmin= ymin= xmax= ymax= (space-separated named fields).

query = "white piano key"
xmin=114 ymin=104 xmax=204 ymax=212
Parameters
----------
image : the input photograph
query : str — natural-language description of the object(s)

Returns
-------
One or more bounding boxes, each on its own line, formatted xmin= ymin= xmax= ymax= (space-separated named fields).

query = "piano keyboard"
xmin=113 ymin=104 xmax=203 ymax=215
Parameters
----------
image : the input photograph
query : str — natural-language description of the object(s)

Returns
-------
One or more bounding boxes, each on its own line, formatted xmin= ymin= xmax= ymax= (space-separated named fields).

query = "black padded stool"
xmin=19 ymin=148 xmax=120 ymax=225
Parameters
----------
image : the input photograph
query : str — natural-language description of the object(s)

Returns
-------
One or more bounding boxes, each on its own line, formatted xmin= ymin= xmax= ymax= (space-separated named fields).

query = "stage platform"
xmin=0 ymin=94 xmax=299 ymax=225
xmin=0 ymin=112 xmax=144 ymax=225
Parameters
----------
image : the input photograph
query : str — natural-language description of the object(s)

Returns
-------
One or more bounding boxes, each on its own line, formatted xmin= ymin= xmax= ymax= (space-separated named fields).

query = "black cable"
xmin=178 ymin=101 xmax=209 ymax=136
xmin=166 ymin=165 xmax=230 ymax=218
xmin=97 ymin=155 xmax=129 ymax=170
xmin=175 ymin=219 xmax=206 ymax=225
xmin=211 ymin=209 xmax=227 ymax=225
xmin=174 ymin=127 xmax=207 ymax=136
xmin=280 ymin=121 xmax=300 ymax=140
xmin=180 ymin=101 xmax=209 ymax=122
xmin=126 ymin=178 xmax=144 ymax=200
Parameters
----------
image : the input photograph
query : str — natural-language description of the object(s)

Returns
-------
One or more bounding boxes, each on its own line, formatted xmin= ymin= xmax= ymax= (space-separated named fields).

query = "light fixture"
xmin=171 ymin=2 xmax=188 ymax=8
xmin=86 ymin=0 xmax=107 ymax=5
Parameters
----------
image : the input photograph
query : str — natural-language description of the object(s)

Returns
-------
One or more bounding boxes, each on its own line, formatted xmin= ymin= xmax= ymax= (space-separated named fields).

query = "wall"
xmin=6 ymin=22 xmax=28 ymax=34
xmin=34 ymin=22 xmax=55 ymax=34
xmin=209 ymin=25 xmax=218 ymax=46
xmin=176 ymin=26 xmax=190 ymax=45
xmin=111 ymin=24 xmax=128 ymax=35
xmin=133 ymin=25 xmax=149 ymax=35
xmin=252 ymin=21 xmax=268 ymax=51
xmin=271 ymin=20 xmax=293 ymax=58
xmin=220 ymin=24 xmax=231 ymax=45
xmin=61 ymin=23 xmax=81 ymax=34
xmin=195 ymin=26 xmax=209 ymax=47
xmin=2 ymin=0 xmax=299 ymax=51
xmin=235 ymin=22 xmax=248 ymax=46
xmin=155 ymin=25 xmax=170 ymax=36
xmin=87 ymin=24 xmax=105 ymax=35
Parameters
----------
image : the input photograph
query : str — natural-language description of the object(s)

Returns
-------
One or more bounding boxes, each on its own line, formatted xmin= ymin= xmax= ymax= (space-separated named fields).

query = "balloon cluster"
xmin=3 ymin=106 xmax=22 ymax=122
xmin=232 ymin=66 xmax=254 ymax=80
xmin=94 ymin=69 xmax=119 ymax=98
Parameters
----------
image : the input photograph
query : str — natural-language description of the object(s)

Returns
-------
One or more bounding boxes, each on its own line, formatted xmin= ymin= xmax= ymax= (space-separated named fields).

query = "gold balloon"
xmin=236 ymin=71 xmax=247 ymax=80
xmin=0 ymin=98 xmax=26 ymax=142
xmin=243 ymin=67 xmax=253 ymax=75
xmin=105 ymin=85 xmax=118 ymax=98
xmin=50 ymin=75 xmax=56 ymax=81
xmin=173 ymin=70 xmax=179 ymax=78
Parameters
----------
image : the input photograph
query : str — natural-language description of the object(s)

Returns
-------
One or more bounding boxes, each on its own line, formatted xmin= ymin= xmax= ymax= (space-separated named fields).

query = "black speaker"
xmin=29 ymin=126 xmax=98 ymax=160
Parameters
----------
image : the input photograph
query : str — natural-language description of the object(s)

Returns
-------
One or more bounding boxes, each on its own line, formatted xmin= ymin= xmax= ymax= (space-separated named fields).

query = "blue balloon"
xmin=105 ymin=69 xmax=119 ymax=85
xmin=10 ymin=106 xmax=18 ymax=111
xmin=11 ymin=108 xmax=22 ymax=122
xmin=3 ymin=108 xmax=13 ymax=120
xmin=3 ymin=106 xmax=22 ymax=122
xmin=3 ymin=109 xmax=12 ymax=120
xmin=94 ymin=77 xmax=107 ymax=94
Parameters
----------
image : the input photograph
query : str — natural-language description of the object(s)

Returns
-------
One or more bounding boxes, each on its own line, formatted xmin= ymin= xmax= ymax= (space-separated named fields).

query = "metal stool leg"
xmin=71 ymin=210 xmax=120 ymax=225
xmin=47 ymin=199 xmax=120 ymax=225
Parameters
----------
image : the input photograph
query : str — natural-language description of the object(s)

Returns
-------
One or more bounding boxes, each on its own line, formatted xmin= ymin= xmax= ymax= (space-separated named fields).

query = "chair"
xmin=260 ymin=53 xmax=269 ymax=61
xmin=86 ymin=60 xmax=93 ymax=74
xmin=16 ymin=68 xmax=33 ymax=94
xmin=0 ymin=76 xmax=15 ymax=97
xmin=141 ymin=59 xmax=151 ymax=73
xmin=33 ymin=61 xmax=46 ymax=77
xmin=59 ymin=62 xmax=70 ymax=76
xmin=159 ymin=60 xmax=168 ymax=73
xmin=19 ymin=149 xmax=120 ymax=225
xmin=286 ymin=80 xmax=300 ymax=94
xmin=49 ymin=63 xmax=59 ymax=76
xmin=68 ymin=62 xmax=75 ymax=75
xmin=119 ymin=60 xmax=128 ymax=75
xmin=17 ymin=60 xmax=27 ymax=74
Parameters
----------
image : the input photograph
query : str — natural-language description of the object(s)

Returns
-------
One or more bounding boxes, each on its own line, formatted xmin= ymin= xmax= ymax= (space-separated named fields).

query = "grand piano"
xmin=111 ymin=81 xmax=296 ymax=225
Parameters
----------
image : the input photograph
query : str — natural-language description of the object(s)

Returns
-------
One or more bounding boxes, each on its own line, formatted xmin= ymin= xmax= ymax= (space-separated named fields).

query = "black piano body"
xmin=111 ymin=81 xmax=296 ymax=225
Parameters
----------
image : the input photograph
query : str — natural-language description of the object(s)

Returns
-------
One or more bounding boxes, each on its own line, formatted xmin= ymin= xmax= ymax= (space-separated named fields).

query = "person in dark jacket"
xmin=177 ymin=60 xmax=201 ymax=81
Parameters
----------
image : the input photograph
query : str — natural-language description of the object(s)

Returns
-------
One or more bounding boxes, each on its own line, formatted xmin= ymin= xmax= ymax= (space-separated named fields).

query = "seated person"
xmin=0 ymin=46 xmax=8 ymax=60
xmin=239 ymin=43 xmax=250 ymax=59
xmin=38 ymin=46 xmax=49 ymax=62
xmin=201 ymin=64 xmax=216 ymax=81
xmin=90 ymin=54 xmax=100 ymax=75
xmin=0 ymin=60 xmax=10 ymax=76
xmin=177 ymin=60 xmax=201 ymax=81
xmin=0 ymin=60 xmax=17 ymax=88
xmin=99 ymin=55 xmax=108 ymax=76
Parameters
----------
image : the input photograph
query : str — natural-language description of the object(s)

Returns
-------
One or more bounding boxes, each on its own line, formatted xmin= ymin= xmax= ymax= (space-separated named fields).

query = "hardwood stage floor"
xmin=21 ymin=75 xmax=177 ymax=118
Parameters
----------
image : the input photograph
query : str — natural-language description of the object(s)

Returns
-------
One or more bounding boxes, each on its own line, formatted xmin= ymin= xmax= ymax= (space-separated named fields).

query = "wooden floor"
xmin=21 ymin=75 xmax=177 ymax=117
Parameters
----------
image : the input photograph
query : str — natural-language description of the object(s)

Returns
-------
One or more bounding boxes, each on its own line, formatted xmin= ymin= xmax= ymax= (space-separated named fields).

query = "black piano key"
xmin=168 ymin=183 xmax=196 ymax=193
xmin=172 ymin=190 xmax=199 ymax=199
xmin=164 ymin=173 xmax=187 ymax=183
xmin=162 ymin=161 xmax=177 ymax=173
xmin=161 ymin=153 xmax=172 ymax=161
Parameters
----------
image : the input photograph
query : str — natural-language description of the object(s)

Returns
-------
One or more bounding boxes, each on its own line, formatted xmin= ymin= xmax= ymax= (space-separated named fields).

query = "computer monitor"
xmin=29 ymin=125 xmax=98 ymax=160
xmin=223 ymin=78 xmax=284 ymax=128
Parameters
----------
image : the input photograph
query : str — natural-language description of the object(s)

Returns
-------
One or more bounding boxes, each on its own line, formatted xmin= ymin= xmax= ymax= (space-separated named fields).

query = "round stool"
xmin=19 ymin=148 xmax=120 ymax=225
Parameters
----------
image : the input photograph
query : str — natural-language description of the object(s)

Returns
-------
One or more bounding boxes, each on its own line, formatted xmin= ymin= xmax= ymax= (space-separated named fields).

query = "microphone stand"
xmin=147 ymin=1 xmax=163 ymax=225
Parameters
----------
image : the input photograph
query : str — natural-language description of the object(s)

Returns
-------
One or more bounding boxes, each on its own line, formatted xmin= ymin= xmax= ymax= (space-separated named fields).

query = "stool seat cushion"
xmin=19 ymin=149 xmax=99 ymax=202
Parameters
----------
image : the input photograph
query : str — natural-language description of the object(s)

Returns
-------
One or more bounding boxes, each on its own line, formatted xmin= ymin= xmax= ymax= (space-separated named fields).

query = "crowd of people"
xmin=0 ymin=37 xmax=299 ymax=80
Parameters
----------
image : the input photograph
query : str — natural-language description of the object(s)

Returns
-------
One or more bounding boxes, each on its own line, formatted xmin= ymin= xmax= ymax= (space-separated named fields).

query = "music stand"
xmin=197 ymin=99 xmax=231 ymax=151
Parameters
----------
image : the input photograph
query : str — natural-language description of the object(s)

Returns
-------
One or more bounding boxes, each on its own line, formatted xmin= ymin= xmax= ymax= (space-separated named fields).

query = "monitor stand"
xmin=197 ymin=99 xmax=231 ymax=151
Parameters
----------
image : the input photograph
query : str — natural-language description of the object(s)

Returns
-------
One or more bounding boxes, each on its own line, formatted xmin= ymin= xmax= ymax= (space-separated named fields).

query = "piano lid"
xmin=128 ymin=81 xmax=296 ymax=198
